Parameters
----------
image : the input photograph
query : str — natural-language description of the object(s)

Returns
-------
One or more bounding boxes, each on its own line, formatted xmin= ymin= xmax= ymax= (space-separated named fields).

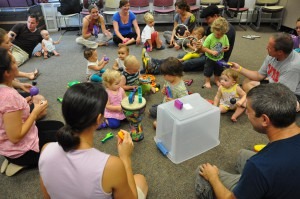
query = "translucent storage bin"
xmin=154 ymin=93 xmax=220 ymax=164
xmin=41 ymin=3 xmax=59 ymax=32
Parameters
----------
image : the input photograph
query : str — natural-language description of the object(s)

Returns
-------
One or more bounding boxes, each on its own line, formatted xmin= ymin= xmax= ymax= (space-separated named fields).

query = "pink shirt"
xmin=0 ymin=86 xmax=39 ymax=158
xmin=104 ymin=88 xmax=126 ymax=120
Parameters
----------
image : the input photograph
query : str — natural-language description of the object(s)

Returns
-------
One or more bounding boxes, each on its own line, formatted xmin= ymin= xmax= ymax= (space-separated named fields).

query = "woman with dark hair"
xmin=76 ymin=4 xmax=112 ymax=48
xmin=0 ymin=28 xmax=39 ymax=80
xmin=163 ymin=0 xmax=196 ymax=49
xmin=39 ymin=82 xmax=148 ymax=199
xmin=112 ymin=0 xmax=141 ymax=46
xmin=0 ymin=48 xmax=63 ymax=176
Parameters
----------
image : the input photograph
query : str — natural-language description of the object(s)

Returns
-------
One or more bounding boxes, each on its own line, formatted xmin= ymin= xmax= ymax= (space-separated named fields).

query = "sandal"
xmin=168 ymin=44 xmax=174 ymax=48
xmin=29 ymin=69 xmax=40 ymax=80
xmin=156 ymin=46 xmax=165 ymax=50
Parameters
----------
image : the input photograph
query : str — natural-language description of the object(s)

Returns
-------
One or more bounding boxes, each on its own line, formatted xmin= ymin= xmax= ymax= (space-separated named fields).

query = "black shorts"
xmin=203 ymin=58 xmax=224 ymax=77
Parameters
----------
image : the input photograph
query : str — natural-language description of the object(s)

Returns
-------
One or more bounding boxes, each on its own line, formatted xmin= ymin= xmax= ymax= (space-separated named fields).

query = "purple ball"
xmin=30 ymin=86 xmax=39 ymax=96
xmin=104 ymin=57 xmax=109 ymax=61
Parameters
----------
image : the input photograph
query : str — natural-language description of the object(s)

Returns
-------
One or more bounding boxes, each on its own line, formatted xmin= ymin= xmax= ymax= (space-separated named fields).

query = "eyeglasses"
xmin=296 ymin=27 xmax=300 ymax=30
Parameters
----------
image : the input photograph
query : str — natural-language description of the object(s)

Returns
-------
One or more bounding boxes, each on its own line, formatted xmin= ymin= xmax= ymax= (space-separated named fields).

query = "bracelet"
xmin=238 ymin=66 xmax=242 ymax=72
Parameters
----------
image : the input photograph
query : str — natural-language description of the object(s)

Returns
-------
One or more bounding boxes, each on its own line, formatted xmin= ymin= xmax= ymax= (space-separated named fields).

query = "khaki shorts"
xmin=11 ymin=45 xmax=29 ymax=67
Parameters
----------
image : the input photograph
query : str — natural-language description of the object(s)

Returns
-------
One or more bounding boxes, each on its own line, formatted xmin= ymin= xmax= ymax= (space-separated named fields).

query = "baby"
xmin=41 ymin=30 xmax=60 ymax=59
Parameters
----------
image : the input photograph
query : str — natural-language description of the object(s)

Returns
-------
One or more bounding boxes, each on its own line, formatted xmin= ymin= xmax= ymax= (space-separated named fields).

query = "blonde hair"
xmin=211 ymin=17 xmax=229 ymax=34
xmin=144 ymin=12 xmax=154 ymax=23
xmin=192 ymin=26 xmax=205 ymax=39
xmin=124 ymin=55 xmax=140 ymax=70
xmin=118 ymin=45 xmax=129 ymax=53
xmin=40 ymin=29 xmax=48 ymax=37
xmin=221 ymin=68 xmax=239 ymax=82
xmin=102 ymin=69 xmax=122 ymax=88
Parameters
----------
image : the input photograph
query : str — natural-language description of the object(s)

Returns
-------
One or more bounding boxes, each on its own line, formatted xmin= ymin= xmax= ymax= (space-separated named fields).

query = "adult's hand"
xmin=230 ymin=62 xmax=242 ymax=72
xmin=136 ymin=36 xmax=141 ymax=45
xmin=32 ymin=100 xmax=48 ymax=118
xmin=199 ymin=163 xmax=219 ymax=182
xmin=19 ymin=82 xmax=32 ymax=93
xmin=117 ymin=130 xmax=134 ymax=160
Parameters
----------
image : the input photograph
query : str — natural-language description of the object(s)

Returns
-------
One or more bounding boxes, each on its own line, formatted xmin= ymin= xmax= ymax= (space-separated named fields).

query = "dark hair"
xmin=83 ymin=48 xmax=95 ymax=60
xmin=175 ymin=0 xmax=190 ymax=12
xmin=119 ymin=0 xmax=129 ymax=8
xmin=0 ymin=28 xmax=7 ymax=45
xmin=247 ymin=83 xmax=297 ymax=128
xmin=57 ymin=82 xmax=108 ymax=152
xmin=272 ymin=32 xmax=293 ymax=54
xmin=0 ymin=47 xmax=12 ymax=83
xmin=160 ymin=57 xmax=184 ymax=77
xmin=27 ymin=14 xmax=39 ymax=23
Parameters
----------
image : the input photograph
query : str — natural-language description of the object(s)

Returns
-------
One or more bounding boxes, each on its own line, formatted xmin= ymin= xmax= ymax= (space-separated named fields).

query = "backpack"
xmin=57 ymin=0 xmax=82 ymax=15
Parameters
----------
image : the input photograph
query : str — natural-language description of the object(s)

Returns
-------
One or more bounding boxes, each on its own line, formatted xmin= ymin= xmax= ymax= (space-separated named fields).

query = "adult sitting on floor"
xmin=112 ymin=0 xmax=141 ymax=46
xmin=179 ymin=4 xmax=235 ymax=71
xmin=8 ymin=14 xmax=42 ymax=79
xmin=0 ymin=48 xmax=64 ymax=176
xmin=195 ymin=83 xmax=300 ymax=199
xmin=230 ymin=32 xmax=300 ymax=102
xmin=76 ymin=4 xmax=112 ymax=49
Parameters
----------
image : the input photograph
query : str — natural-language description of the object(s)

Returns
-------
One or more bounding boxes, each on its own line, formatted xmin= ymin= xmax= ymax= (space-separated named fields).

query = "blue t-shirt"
xmin=112 ymin=11 xmax=136 ymax=36
xmin=233 ymin=134 xmax=300 ymax=199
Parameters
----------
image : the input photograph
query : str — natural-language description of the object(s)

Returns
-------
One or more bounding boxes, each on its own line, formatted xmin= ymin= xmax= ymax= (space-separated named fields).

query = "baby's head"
xmin=84 ymin=48 xmax=97 ymax=61
xmin=192 ymin=26 xmax=205 ymax=40
xmin=41 ymin=30 xmax=50 ymax=40
xmin=118 ymin=45 xmax=129 ymax=60
xmin=124 ymin=55 xmax=140 ymax=74
xmin=102 ymin=69 xmax=122 ymax=90
xmin=220 ymin=69 xmax=239 ymax=88
xmin=211 ymin=17 xmax=229 ymax=39
xmin=144 ymin=12 xmax=154 ymax=27
xmin=160 ymin=57 xmax=184 ymax=77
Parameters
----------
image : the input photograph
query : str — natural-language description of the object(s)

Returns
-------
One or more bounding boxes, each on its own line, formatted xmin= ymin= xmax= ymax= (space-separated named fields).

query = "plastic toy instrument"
xmin=101 ymin=132 xmax=114 ymax=143
xmin=165 ymin=86 xmax=173 ymax=98
xmin=216 ymin=60 xmax=232 ymax=68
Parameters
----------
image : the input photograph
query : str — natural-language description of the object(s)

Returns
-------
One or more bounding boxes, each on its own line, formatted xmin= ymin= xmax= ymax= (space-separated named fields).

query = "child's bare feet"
xmin=202 ymin=82 xmax=211 ymax=89
xmin=153 ymin=120 xmax=157 ymax=129
xmin=151 ymin=86 xmax=156 ymax=94
xmin=44 ymin=54 xmax=48 ymax=59
xmin=54 ymin=52 xmax=60 ymax=56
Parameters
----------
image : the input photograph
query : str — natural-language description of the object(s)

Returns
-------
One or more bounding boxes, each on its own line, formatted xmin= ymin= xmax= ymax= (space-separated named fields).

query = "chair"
xmin=250 ymin=0 xmax=284 ymax=31
xmin=129 ymin=0 xmax=149 ymax=16
xmin=199 ymin=0 xmax=225 ymax=25
xmin=56 ymin=12 xmax=81 ymax=34
xmin=152 ymin=0 xmax=175 ymax=23
xmin=186 ymin=0 xmax=200 ymax=24
xmin=102 ymin=0 xmax=120 ymax=24
xmin=224 ymin=0 xmax=249 ymax=30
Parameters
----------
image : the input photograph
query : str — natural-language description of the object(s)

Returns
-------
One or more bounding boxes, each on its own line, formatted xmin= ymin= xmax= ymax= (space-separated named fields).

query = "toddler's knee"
xmin=107 ymin=119 xmax=121 ymax=129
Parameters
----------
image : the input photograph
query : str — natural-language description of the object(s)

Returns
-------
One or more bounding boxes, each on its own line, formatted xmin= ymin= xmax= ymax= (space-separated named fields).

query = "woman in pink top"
xmin=39 ymin=82 xmax=148 ymax=199
xmin=0 ymin=48 xmax=63 ymax=176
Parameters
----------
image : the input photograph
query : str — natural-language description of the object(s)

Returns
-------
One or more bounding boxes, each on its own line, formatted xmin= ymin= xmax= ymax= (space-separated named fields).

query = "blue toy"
xmin=93 ymin=25 xmax=99 ymax=38
xmin=101 ymin=132 xmax=114 ymax=143
xmin=217 ymin=60 xmax=232 ymax=68
xmin=156 ymin=142 xmax=168 ymax=156
xmin=104 ymin=57 xmax=109 ymax=61
xmin=295 ymin=48 xmax=300 ymax=53
xmin=138 ymin=86 xmax=142 ymax=103
xmin=128 ymin=88 xmax=137 ymax=104
xmin=165 ymin=86 xmax=173 ymax=98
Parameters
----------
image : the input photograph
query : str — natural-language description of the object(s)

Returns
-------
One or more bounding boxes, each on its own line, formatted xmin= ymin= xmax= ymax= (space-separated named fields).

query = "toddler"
xmin=202 ymin=17 xmax=230 ymax=88
xmin=214 ymin=69 xmax=246 ymax=122
xmin=112 ymin=45 xmax=129 ymax=71
xmin=83 ymin=48 xmax=109 ymax=82
xmin=178 ymin=26 xmax=205 ymax=62
xmin=120 ymin=55 xmax=156 ymax=95
xmin=41 ymin=30 xmax=60 ymax=59
xmin=141 ymin=12 xmax=165 ymax=51
xmin=98 ymin=69 xmax=126 ymax=129
xmin=149 ymin=57 xmax=189 ymax=125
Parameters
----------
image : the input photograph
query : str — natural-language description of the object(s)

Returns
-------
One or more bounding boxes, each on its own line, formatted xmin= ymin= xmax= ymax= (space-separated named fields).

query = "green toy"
xmin=101 ymin=132 xmax=114 ymax=143
xmin=57 ymin=97 xmax=63 ymax=103
xmin=67 ymin=80 xmax=80 ymax=88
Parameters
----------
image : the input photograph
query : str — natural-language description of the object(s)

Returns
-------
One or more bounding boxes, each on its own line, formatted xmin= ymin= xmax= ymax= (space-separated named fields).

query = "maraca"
xmin=230 ymin=98 xmax=236 ymax=105
xmin=30 ymin=81 xmax=39 ymax=97
xmin=93 ymin=25 xmax=99 ymax=38
xmin=104 ymin=56 xmax=109 ymax=61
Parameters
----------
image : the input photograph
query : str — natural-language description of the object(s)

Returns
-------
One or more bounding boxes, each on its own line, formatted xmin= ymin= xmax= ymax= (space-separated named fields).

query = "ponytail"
xmin=56 ymin=125 xmax=80 ymax=152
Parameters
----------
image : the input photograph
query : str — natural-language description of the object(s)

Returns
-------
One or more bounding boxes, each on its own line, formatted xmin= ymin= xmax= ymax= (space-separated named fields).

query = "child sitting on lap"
xmin=84 ymin=48 xmax=109 ymax=82
xmin=120 ymin=55 xmax=156 ymax=95
xmin=112 ymin=45 xmax=129 ymax=71
xmin=149 ymin=57 xmax=188 ymax=127
xmin=41 ymin=30 xmax=60 ymax=59
xmin=141 ymin=12 xmax=165 ymax=51
xmin=214 ymin=69 xmax=246 ymax=122
xmin=98 ymin=69 xmax=126 ymax=129
xmin=202 ymin=17 xmax=230 ymax=88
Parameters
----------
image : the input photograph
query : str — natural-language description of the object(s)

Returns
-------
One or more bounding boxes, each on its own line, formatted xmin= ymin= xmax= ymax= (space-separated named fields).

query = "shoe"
xmin=5 ymin=163 xmax=25 ymax=176
xmin=1 ymin=159 xmax=9 ymax=173
xmin=156 ymin=46 xmax=165 ymax=50
xmin=30 ymin=69 xmax=40 ymax=80
xmin=168 ymin=44 xmax=174 ymax=48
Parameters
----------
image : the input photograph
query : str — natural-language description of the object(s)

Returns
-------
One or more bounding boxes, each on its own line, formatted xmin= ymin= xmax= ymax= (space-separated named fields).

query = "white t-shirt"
xmin=141 ymin=25 xmax=155 ymax=43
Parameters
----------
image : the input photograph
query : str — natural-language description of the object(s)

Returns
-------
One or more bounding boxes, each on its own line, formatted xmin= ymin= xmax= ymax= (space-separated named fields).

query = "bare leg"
xmin=53 ymin=50 xmax=60 ymax=56
xmin=43 ymin=50 xmax=48 ymax=59
xmin=219 ymin=105 xmax=228 ymax=114
xmin=242 ymin=78 xmax=260 ymax=93
xmin=134 ymin=174 xmax=148 ymax=197
xmin=203 ymin=77 xmax=212 ymax=88
xmin=155 ymin=32 xmax=163 ymax=48
xmin=214 ymin=75 xmax=221 ymax=87
xmin=231 ymin=106 xmax=245 ymax=122
xmin=17 ymin=69 xmax=39 ymax=80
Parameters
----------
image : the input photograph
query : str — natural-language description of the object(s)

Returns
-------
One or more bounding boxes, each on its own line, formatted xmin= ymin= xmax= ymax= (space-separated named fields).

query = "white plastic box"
xmin=154 ymin=93 xmax=220 ymax=164
xmin=40 ymin=3 xmax=60 ymax=32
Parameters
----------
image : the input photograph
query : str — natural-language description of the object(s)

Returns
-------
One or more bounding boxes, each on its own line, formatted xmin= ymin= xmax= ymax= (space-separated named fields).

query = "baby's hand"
xmin=211 ymin=51 xmax=219 ymax=56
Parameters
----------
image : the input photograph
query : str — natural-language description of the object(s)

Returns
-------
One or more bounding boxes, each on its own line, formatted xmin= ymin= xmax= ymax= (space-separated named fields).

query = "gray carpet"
xmin=1 ymin=24 xmax=298 ymax=199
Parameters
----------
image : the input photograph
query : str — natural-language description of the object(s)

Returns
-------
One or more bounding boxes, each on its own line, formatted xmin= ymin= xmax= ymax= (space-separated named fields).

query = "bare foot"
xmin=29 ymin=69 xmax=40 ymax=80
xmin=44 ymin=54 xmax=48 ymax=59
xmin=54 ymin=52 xmax=60 ymax=56
xmin=174 ymin=44 xmax=181 ymax=50
xmin=151 ymin=87 xmax=156 ymax=94
xmin=231 ymin=117 xmax=237 ymax=122
xmin=202 ymin=82 xmax=211 ymax=89
xmin=153 ymin=121 xmax=157 ymax=129
xmin=178 ymin=59 xmax=184 ymax=62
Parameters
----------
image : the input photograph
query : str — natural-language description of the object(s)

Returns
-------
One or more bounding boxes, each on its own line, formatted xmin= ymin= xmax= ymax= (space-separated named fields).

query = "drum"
xmin=121 ymin=95 xmax=146 ymax=142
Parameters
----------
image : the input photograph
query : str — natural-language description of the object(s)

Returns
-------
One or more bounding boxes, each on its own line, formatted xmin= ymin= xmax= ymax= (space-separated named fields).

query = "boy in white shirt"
xmin=141 ymin=12 xmax=165 ymax=52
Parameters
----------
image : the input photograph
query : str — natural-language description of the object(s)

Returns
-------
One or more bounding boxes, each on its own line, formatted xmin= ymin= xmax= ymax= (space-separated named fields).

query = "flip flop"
xmin=168 ymin=44 xmax=174 ymax=48
xmin=31 ymin=69 xmax=40 ymax=80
